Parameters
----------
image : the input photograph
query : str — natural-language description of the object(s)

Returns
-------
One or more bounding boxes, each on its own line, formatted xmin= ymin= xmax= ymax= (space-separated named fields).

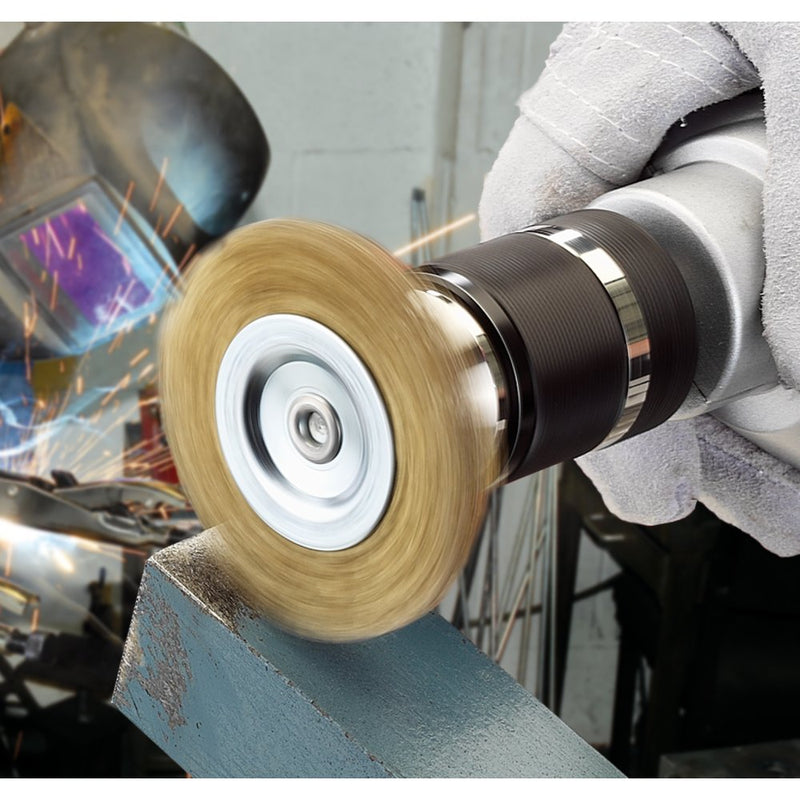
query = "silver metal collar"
xmin=526 ymin=226 xmax=651 ymax=448
xmin=214 ymin=314 xmax=395 ymax=551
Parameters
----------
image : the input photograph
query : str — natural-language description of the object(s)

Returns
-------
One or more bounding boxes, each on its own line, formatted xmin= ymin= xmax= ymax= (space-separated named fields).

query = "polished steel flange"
xmin=215 ymin=313 xmax=395 ymax=551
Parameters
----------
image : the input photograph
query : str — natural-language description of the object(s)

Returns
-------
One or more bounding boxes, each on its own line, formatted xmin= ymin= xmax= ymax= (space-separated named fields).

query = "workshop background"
xmin=1 ymin=21 xmax=799 ymax=779
xmin=184 ymin=19 xmax=620 ymax=752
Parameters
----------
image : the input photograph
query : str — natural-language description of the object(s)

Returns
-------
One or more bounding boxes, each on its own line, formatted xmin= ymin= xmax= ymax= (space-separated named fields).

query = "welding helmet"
xmin=0 ymin=22 xmax=268 ymax=361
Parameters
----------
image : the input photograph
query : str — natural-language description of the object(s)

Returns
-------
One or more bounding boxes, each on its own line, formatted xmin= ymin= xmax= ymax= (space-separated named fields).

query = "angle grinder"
xmin=161 ymin=94 xmax=788 ymax=641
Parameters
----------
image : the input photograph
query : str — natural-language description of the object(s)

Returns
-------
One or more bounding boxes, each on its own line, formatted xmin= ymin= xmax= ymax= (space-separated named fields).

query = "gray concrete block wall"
xmin=187 ymin=21 xmax=443 ymax=252
xmin=438 ymin=22 xmax=564 ymax=254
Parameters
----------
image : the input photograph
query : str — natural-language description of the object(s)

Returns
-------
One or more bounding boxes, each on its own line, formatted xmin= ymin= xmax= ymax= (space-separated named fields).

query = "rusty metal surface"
xmin=113 ymin=530 xmax=622 ymax=778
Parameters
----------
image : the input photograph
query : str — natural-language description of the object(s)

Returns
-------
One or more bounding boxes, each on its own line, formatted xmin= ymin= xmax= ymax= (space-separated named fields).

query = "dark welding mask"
xmin=0 ymin=22 xmax=268 ymax=361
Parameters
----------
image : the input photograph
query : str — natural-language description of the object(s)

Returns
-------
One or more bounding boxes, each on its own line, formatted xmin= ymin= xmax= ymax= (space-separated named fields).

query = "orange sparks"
xmin=138 ymin=363 xmax=155 ymax=381
xmin=100 ymin=373 xmax=132 ymax=407
xmin=393 ymin=213 xmax=477 ymax=259
xmin=150 ymin=157 xmax=169 ymax=212
xmin=107 ymin=330 xmax=125 ymax=354
xmin=76 ymin=374 xmax=84 ymax=396
xmin=77 ymin=253 xmax=84 ymax=272
xmin=114 ymin=180 xmax=135 ymax=236
xmin=30 ymin=606 xmax=40 ymax=632
xmin=46 ymin=218 xmax=64 ymax=258
xmin=67 ymin=235 xmax=76 ymax=260
xmin=31 ymin=227 xmax=40 ymax=246
xmin=119 ymin=432 xmax=164 ymax=460
xmin=104 ymin=280 xmax=137 ymax=333
xmin=178 ymin=242 xmax=197 ymax=270
xmin=59 ymin=360 xmax=65 ymax=374
xmin=96 ymin=228 xmax=125 ymax=258
xmin=22 ymin=293 xmax=38 ymax=339
xmin=129 ymin=347 xmax=149 ymax=368
xmin=24 ymin=341 xmax=31 ymax=382
xmin=49 ymin=270 xmax=59 ymax=310
xmin=162 ymin=203 xmax=183 ymax=239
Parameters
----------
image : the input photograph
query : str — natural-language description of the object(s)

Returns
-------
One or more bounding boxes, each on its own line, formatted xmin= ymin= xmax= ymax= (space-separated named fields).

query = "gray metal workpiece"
xmin=113 ymin=530 xmax=622 ymax=778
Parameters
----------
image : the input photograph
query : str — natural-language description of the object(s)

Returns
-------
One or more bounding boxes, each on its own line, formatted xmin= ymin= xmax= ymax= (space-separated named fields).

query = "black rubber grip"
xmin=424 ymin=230 xmax=628 ymax=478
xmin=422 ymin=209 xmax=697 ymax=479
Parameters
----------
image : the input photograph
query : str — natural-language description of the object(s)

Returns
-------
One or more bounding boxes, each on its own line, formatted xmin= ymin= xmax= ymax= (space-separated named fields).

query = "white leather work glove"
xmin=479 ymin=22 xmax=800 ymax=556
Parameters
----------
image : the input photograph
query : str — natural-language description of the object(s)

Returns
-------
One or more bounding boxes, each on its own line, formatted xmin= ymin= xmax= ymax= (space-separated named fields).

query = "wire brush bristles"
xmin=159 ymin=219 xmax=498 ymax=641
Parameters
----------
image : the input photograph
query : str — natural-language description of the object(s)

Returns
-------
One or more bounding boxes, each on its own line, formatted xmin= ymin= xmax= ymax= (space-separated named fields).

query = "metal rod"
xmin=535 ymin=502 xmax=551 ymax=699
xmin=548 ymin=467 xmax=559 ymax=710
xmin=475 ymin=492 xmax=496 ymax=651
xmin=518 ymin=473 xmax=544 ymax=684
xmin=496 ymin=572 xmax=530 ymax=662
xmin=498 ymin=482 xmax=534 ymax=623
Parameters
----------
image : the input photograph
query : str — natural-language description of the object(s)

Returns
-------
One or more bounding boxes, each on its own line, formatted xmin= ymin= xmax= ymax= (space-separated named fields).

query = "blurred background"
xmin=0 ymin=21 xmax=798 ymax=779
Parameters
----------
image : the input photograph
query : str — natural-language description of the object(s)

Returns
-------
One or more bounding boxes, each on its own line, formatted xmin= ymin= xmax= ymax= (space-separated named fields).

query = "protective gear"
xmin=480 ymin=22 xmax=800 ymax=556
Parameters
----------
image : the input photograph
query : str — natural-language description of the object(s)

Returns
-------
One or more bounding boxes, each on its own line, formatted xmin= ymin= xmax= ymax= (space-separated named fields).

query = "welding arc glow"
xmin=0 ymin=389 xmax=117 ymax=466
xmin=393 ymin=213 xmax=477 ymax=258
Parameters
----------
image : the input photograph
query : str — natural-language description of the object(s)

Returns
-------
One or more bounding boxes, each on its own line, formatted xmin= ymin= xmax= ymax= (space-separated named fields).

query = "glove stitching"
xmin=545 ymin=66 xmax=646 ymax=146
xmin=664 ymin=23 xmax=757 ymax=84
xmin=558 ymin=24 xmax=606 ymax=45
xmin=600 ymin=30 xmax=729 ymax=98
xmin=530 ymin=112 xmax=630 ymax=179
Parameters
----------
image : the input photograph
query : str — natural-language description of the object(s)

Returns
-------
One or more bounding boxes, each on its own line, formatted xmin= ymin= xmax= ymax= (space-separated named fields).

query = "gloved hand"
xmin=479 ymin=22 xmax=800 ymax=556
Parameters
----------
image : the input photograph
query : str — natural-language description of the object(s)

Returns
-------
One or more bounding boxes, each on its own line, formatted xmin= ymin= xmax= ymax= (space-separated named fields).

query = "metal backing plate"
xmin=215 ymin=314 xmax=395 ymax=551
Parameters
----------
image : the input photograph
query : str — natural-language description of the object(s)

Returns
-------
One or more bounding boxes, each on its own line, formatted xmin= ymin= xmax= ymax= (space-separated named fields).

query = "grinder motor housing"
xmin=159 ymin=93 xmax=792 ymax=642
xmin=420 ymin=92 xmax=793 ymax=482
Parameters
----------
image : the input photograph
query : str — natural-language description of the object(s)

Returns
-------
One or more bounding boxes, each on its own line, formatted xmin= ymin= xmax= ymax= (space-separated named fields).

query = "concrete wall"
xmin=438 ymin=22 xmax=564 ymax=253
xmin=187 ymin=21 xmax=444 ymax=253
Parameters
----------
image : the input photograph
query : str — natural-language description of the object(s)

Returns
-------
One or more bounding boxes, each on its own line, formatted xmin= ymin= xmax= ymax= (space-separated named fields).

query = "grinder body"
xmin=161 ymin=95 xmax=790 ymax=641
xmin=421 ymin=93 xmax=794 ymax=480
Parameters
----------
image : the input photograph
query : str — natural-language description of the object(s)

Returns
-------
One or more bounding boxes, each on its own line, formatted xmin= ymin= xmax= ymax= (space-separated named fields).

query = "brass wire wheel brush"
xmin=159 ymin=220 xmax=499 ymax=641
